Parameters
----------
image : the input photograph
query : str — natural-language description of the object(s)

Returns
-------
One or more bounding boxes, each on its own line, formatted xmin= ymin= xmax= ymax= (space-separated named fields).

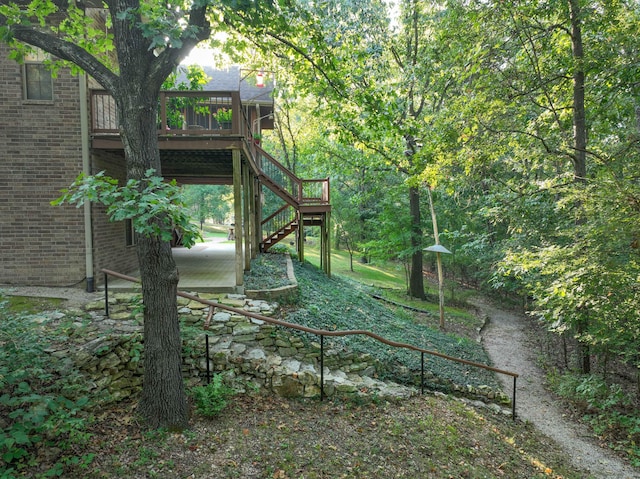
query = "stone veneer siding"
xmin=0 ymin=44 xmax=87 ymax=287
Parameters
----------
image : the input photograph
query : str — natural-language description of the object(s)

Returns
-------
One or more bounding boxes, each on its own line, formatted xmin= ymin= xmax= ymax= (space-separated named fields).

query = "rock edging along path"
xmin=475 ymin=297 xmax=639 ymax=479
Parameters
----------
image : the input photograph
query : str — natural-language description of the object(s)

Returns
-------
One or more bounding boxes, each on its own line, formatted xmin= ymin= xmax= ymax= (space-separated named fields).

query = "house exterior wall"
xmin=90 ymin=151 xmax=139 ymax=282
xmin=0 ymin=44 xmax=88 ymax=287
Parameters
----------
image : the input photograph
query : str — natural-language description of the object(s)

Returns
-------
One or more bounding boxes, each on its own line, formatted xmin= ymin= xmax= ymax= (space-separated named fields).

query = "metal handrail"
xmin=101 ymin=268 xmax=518 ymax=419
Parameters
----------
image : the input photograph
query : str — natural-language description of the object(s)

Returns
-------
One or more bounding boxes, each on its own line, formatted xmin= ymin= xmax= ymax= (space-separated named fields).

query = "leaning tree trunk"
xmin=117 ymin=89 xmax=188 ymax=430
xmin=408 ymin=185 xmax=426 ymax=299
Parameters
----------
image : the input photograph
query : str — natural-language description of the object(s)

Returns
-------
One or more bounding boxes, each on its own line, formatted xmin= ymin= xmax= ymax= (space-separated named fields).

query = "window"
xmin=125 ymin=219 xmax=137 ymax=246
xmin=23 ymin=50 xmax=53 ymax=101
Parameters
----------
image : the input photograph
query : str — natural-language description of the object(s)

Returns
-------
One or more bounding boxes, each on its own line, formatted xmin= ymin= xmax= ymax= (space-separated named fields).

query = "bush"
xmin=551 ymin=372 xmax=640 ymax=465
xmin=190 ymin=375 xmax=234 ymax=417
xmin=0 ymin=293 xmax=94 ymax=477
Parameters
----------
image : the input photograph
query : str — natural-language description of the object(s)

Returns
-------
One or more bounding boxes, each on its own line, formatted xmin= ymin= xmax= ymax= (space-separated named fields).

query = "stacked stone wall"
xmin=42 ymin=292 xmax=509 ymax=408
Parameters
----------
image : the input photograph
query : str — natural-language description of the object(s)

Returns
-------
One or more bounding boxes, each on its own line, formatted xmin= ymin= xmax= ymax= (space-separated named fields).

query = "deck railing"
xmin=90 ymin=89 xmax=329 ymax=251
xmin=254 ymin=145 xmax=330 ymax=207
xmin=90 ymin=89 xmax=327 ymax=204
xmin=90 ymin=90 xmax=248 ymax=136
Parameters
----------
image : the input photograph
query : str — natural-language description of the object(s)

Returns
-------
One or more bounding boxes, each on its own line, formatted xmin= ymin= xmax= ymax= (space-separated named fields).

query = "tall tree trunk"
xmin=137 ymin=235 xmax=186 ymax=430
xmin=569 ymin=0 xmax=590 ymax=374
xmin=569 ymin=0 xmax=587 ymax=183
xmin=117 ymin=90 xmax=188 ymax=429
xmin=408 ymin=185 xmax=425 ymax=299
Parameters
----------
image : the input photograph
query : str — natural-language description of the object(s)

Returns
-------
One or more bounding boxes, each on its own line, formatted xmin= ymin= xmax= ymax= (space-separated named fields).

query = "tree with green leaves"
xmin=182 ymin=184 xmax=233 ymax=228
xmin=420 ymin=0 xmax=640 ymax=376
xmin=0 ymin=0 xmax=284 ymax=429
xmin=262 ymin=0 xmax=464 ymax=299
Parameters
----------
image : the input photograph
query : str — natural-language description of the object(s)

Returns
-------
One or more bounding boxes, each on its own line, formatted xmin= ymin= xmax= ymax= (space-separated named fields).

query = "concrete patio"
xmin=101 ymin=240 xmax=238 ymax=293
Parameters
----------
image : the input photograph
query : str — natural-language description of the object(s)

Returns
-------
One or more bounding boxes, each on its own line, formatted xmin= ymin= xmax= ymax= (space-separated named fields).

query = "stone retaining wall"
xmin=66 ymin=292 xmax=417 ymax=403
xmin=43 ymin=291 xmax=509 ymax=408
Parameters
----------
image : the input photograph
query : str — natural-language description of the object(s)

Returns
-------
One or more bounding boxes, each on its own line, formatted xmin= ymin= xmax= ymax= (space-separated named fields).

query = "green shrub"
xmin=190 ymin=375 xmax=234 ymax=417
xmin=551 ymin=372 xmax=640 ymax=465
xmin=0 ymin=293 xmax=94 ymax=477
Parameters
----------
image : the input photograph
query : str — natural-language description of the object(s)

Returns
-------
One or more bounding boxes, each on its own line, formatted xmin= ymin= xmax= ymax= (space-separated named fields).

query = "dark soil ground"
xmin=77 ymin=392 xmax=588 ymax=479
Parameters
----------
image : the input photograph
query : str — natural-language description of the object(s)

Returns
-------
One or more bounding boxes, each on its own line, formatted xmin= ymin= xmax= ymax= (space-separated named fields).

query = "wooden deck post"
xmin=321 ymin=212 xmax=330 ymax=276
xmin=233 ymin=149 xmax=243 ymax=288
xmin=252 ymin=174 xmax=260 ymax=258
xmin=297 ymin=210 xmax=305 ymax=263
xmin=243 ymin=162 xmax=251 ymax=271
xmin=326 ymin=210 xmax=331 ymax=277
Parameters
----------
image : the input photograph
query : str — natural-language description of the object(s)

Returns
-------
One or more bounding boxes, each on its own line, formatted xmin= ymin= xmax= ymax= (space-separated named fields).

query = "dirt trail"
xmin=474 ymin=297 xmax=639 ymax=479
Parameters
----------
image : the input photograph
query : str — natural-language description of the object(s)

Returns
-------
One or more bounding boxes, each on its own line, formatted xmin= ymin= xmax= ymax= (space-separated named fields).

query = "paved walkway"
xmin=105 ymin=240 xmax=238 ymax=293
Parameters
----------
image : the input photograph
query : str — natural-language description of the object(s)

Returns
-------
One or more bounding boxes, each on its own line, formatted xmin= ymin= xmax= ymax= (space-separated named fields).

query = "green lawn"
xmin=304 ymin=240 xmax=408 ymax=290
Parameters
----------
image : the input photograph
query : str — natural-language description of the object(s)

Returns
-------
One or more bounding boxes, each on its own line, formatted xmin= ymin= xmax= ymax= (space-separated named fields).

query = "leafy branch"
xmin=52 ymin=169 xmax=201 ymax=248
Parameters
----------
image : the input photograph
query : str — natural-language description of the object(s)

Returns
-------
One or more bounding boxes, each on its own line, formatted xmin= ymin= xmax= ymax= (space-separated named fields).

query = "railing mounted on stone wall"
xmin=101 ymin=268 xmax=519 ymax=419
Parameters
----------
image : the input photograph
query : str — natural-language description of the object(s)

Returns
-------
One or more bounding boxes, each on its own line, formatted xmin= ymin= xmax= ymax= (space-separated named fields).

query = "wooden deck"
xmin=90 ymin=88 xmax=331 ymax=275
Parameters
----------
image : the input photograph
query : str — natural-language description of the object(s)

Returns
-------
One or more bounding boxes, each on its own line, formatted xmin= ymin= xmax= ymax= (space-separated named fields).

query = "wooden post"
xmin=298 ymin=210 xmax=305 ymax=263
xmin=326 ymin=210 xmax=331 ymax=277
xmin=233 ymin=150 xmax=243 ymax=288
xmin=249 ymin=173 xmax=258 ymax=259
xmin=252 ymin=177 xmax=262 ymax=256
xmin=427 ymin=186 xmax=445 ymax=330
xmin=243 ymin=163 xmax=251 ymax=271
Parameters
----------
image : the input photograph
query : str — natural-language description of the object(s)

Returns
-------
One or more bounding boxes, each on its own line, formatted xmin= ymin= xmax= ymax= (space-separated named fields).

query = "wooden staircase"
xmin=254 ymin=145 xmax=331 ymax=273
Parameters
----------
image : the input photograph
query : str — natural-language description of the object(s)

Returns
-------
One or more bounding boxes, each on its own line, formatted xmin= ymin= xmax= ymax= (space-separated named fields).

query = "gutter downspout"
xmin=79 ymin=73 xmax=94 ymax=292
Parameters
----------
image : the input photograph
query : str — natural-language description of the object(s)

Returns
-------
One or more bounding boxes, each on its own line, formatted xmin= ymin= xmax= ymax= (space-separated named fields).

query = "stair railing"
xmin=261 ymin=204 xmax=297 ymax=249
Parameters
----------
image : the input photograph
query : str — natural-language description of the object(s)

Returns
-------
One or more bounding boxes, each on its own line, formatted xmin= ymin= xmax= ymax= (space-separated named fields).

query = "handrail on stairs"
xmin=100 ymin=268 xmax=518 ymax=419
xmin=254 ymin=145 xmax=330 ymax=206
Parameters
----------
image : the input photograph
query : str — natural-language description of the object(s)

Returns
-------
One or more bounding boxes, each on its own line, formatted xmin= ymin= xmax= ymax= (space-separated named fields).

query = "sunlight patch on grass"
xmin=305 ymin=244 xmax=405 ymax=290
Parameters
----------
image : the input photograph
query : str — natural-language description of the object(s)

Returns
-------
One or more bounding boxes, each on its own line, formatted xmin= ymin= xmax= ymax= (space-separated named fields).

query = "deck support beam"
xmin=322 ymin=211 xmax=331 ymax=277
xmin=233 ymin=149 xmax=243 ymax=289
xmin=243 ymin=161 xmax=251 ymax=271
xmin=297 ymin=210 xmax=305 ymax=263
xmin=251 ymin=174 xmax=260 ymax=258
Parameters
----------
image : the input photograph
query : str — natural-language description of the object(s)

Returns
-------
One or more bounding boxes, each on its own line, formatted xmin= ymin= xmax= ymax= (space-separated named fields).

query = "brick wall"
xmin=0 ymin=44 xmax=87 ymax=287
xmin=91 ymin=150 xmax=139 ymax=283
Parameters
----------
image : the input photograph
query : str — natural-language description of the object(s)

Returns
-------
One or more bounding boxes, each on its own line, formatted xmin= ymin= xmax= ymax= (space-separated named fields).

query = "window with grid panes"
xmin=23 ymin=50 xmax=53 ymax=101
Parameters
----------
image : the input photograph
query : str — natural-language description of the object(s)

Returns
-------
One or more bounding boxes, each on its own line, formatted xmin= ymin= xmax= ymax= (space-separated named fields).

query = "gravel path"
xmin=474 ymin=298 xmax=639 ymax=479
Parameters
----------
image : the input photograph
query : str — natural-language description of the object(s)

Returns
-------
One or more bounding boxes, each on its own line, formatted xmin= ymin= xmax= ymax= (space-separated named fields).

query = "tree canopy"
xmin=270 ymin=0 xmax=640 ymax=376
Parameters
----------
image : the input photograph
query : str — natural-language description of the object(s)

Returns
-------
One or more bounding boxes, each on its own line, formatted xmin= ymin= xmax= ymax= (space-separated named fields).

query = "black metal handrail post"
xmin=103 ymin=272 xmax=109 ymax=318
xmin=320 ymin=335 xmax=325 ymax=401
xmin=206 ymin=334 xmax=211 ymax=384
